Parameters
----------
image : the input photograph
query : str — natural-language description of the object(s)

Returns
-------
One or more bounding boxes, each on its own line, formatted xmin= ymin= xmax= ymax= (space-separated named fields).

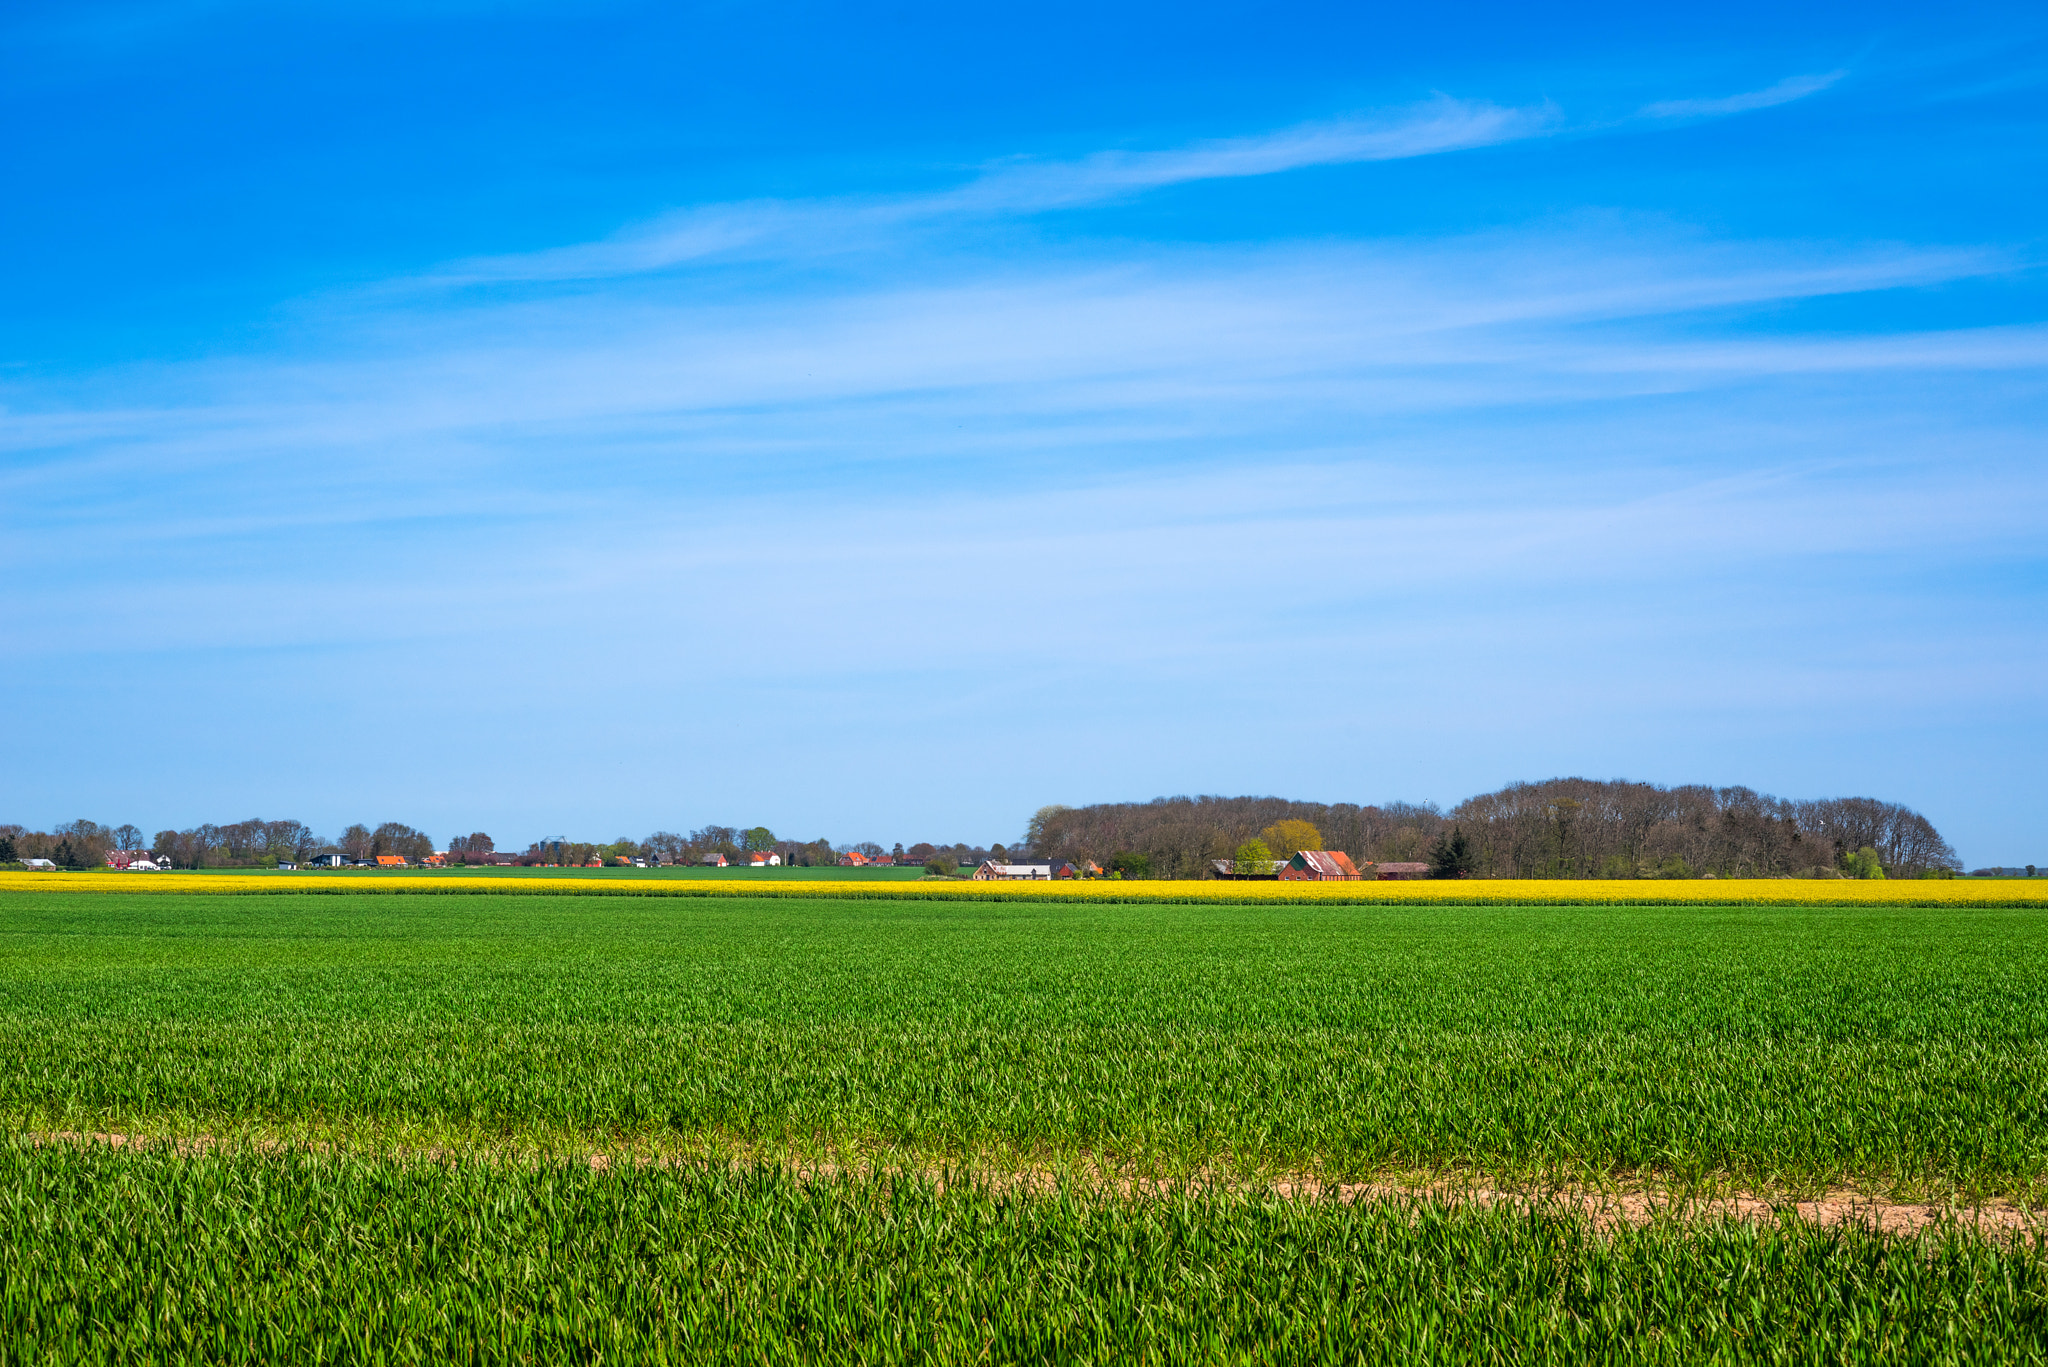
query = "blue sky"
xmin=3 ymin=0 xmax=2044 ymax=860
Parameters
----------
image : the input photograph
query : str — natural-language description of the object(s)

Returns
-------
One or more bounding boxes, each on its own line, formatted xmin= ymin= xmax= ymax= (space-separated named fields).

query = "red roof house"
xmin=1278 ymin=851 xmax=1362 ymax=881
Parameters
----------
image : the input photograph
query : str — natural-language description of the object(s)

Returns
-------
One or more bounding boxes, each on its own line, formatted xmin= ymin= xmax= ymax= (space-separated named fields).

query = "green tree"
xmin=1842 ymin=846 xmax=1887 ymax=879
xmin=1233 ymin=838 xmax=1276 ymax=876
xmin=52 ymin=838 xmax=95 ymax=870
xmin=1427 ymin=827 xmax=1476 ymax=879
xmin=1108 ymin=851 xmax=1150 ymax=879
xmin=923 ymin=856 xmax=956 ymax=877
xmin=1259 ymin=820 xmax=1322 ymax=861
xmin=743 ymin=827 xmax=776 ymax=852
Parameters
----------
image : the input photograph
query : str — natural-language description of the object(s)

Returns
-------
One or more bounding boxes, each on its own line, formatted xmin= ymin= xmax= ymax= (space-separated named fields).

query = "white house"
xmin=972 ymin=860 xmax=1053 ymax=880
xmin=746 ymin=851 xmax=782 ymax=866
xmin=19 ymin=858 xmax=56 ymax=871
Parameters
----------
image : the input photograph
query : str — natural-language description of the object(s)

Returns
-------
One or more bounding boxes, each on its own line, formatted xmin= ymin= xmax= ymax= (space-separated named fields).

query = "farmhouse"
xmin=838 ymin=851 xmax=868 ymax=867
xmin=746 ymin=852 xmax=782 ymax=866
xmin=1369 ymin=861 xmax=1432 ymax=880
xmin=19 ymin=858 xmax=56 ymax=871
xmin=973 ymin=860 xmax=1053 ymax=880
xmin=1278 ymin=851 xmax=1362 ymax=880
xmin=375 ymin=854 xmax=409 ymax=868
xmin=700 ymin=853 xmax=729 ymax=867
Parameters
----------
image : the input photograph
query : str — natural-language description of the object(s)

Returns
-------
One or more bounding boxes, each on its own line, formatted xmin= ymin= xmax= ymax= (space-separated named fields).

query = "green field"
xmin=3 ymin=887 xmax=2045 ymax=1360
xmin=6 ymin=1142 xmax=2044 ymax=1365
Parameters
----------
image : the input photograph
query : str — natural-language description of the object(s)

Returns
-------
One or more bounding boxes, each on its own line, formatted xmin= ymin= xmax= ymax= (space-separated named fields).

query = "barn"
xmin=1278 ymin=851 xmax=1362 ymax=880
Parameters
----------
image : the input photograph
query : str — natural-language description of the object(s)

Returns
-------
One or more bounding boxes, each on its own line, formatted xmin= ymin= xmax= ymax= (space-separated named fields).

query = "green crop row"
xmin=2 ymin=1141 xmax=2044 ymax=1365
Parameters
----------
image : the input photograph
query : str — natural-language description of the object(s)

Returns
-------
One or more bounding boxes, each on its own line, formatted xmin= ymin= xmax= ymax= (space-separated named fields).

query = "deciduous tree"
xmin=1232 ymin=838 xmax=1275 ymax=876
xmin=1259 ymin=820 xmax=1322 ymax=860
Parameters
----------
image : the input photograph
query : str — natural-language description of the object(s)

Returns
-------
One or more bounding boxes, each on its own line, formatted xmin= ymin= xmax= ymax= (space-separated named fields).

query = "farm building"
xmin=973 ymin=861 xmax=1054 ymax=880
xmin=1208 ymin=858 xmax=1281 ymax=880
xmin=104 ymin=849 xmax=151 ymax=869
xmin=1368 ymin=861 xmax=1432 ymax=880
xmin=700 ymin=853 xmax=729 ymax=867
xmin=838 ymin=851 xmax=868 ymax=867
xmin=375 ymin=854 xmax=409 ymax=868
xmin=19 ymin=858 xmax=56 ymax=871
xmin=746 ymin=852 xmax=782 ymax=866
xmin=1278 ymin=851 xmax=1362 ymax=881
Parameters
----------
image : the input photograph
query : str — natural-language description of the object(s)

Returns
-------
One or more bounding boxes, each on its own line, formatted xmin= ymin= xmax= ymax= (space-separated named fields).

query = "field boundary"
xmin=3 ymin=871 xmax=2044 ymax=908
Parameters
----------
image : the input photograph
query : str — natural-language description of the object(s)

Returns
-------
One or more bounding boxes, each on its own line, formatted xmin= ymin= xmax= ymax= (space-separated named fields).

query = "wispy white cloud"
xmin=2 ymin=230 xmax=2036 ymax=603
xmin=425 ymin=98 xmax=1555 ymax=286
xmin=419 ymin=73 xmax=1855 ymax=290
xmin=1639 ymin=70 xmax=1846 ymax=121
xmin=950 ymin=100 xmax=1552 ymax=207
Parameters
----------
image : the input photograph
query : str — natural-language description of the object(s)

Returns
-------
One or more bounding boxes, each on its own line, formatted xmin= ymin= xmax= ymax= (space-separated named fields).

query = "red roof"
xmin=1293 ymin=850 xmax=1360 ymax=877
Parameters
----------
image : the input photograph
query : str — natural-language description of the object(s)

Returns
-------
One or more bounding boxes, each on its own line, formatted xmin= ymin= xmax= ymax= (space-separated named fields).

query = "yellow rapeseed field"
xmin=1 ymin=870 xmax=2041 ymax=907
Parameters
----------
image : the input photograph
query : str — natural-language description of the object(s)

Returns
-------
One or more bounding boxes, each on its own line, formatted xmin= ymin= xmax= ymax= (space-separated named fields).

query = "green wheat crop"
xmin=1 ymin=1140 xmax=2043 ymax=1365
xmin=2 ymin=889 xmax=2045 ymax=1199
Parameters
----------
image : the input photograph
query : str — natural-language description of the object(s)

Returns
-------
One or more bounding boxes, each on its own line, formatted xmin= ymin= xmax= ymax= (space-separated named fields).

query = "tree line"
xmin=0 ymin=819 xmax=447 ymax=869
xmin=1022 ymin=778 xmax=1963 ymax=879
xmin=5 ymin=780 xmax=1961 ymax=878
xmin=0 ymin=818 xmax=1006 ymax=872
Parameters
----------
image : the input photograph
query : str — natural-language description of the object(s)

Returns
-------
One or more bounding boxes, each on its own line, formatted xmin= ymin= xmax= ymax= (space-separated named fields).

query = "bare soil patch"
xmin=35 ymin=1132 xmax=2036 ymax=1238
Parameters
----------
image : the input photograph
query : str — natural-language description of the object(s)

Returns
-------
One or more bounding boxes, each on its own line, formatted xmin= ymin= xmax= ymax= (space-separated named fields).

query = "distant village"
xmin=12 ymin=840 xmax=1425 ymax=881
xmin=2 ymin=819 xmax=1424 ymax=880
